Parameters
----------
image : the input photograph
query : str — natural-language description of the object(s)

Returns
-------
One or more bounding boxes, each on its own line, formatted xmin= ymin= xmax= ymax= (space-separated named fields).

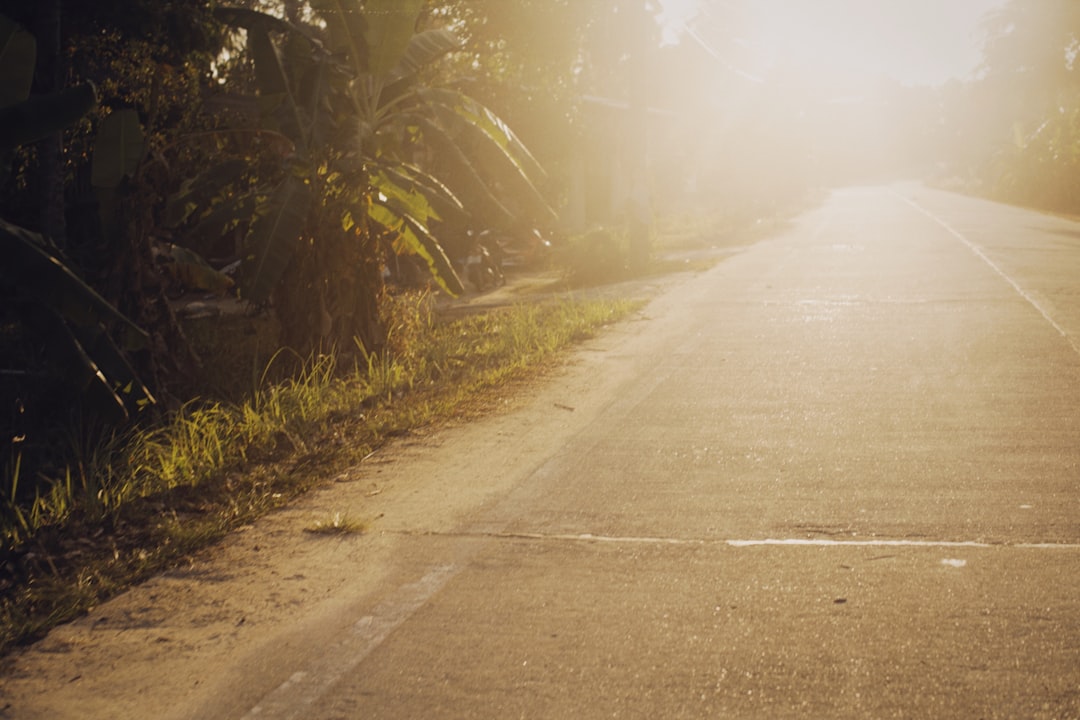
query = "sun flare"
xmin=661 ymin=0 xmax=1006 ymax=87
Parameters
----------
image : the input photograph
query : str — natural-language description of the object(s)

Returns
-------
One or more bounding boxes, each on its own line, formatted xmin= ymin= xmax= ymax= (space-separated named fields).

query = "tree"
xmin=971 ymin=0 xmax=1080 ymax=211
xmin=423 ymin=0 xmax=616 ymax=207
xmin=981 ymin=0 xmax=1080 ymax=108
xmin=194 ymin=0 xmax=554 ymax=354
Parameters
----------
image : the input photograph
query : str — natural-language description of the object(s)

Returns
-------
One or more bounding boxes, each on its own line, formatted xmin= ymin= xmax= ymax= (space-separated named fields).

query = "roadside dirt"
xmin=0 ymin=419 xmax=541 ymax=718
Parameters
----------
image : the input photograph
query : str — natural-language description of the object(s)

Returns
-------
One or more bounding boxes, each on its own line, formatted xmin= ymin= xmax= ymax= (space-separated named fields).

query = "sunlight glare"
xmin=647 ymin=0 xmax=1013 ymax=200
xmin=743 ymin=0 xmax=1008 ymax=88
xmin=657 ymin=0 xmax=700 ymax=45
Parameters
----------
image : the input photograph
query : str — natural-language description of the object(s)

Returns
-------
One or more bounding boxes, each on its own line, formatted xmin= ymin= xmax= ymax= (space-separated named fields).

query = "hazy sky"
xmin=657 ymin=0 xmax=1008 ymax=86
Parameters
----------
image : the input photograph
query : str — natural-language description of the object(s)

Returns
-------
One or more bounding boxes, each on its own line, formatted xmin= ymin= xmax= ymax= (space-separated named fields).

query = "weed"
xmin=304 ymin=512 xmax=365 ymax=536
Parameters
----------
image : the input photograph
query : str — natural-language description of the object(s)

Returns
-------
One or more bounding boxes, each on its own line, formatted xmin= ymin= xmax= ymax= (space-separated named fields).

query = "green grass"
xmin=0 ymin=294 xmax=641 ymax=654
xmin=304 ymin=511 xmax=367 ymax=536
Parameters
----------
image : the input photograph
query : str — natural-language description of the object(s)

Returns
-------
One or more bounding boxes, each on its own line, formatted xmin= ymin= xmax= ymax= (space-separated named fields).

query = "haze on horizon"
xmin=642 ymin=0 xmax=1067 ymax=202
xmin=657 ymin=0 xmax=1007 ymax=87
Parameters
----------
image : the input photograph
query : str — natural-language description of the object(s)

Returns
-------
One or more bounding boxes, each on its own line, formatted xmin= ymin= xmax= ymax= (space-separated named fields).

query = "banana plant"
xmin=0 ymin=14 xmax=153 ymax=421
xmin=205 ymin=1 xmax=556 ymax=311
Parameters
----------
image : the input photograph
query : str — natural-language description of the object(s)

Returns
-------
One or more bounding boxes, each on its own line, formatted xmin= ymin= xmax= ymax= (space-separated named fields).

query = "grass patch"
xmin=304 ymin=512 xmax=366 ymax=536
xmin=0 ymin=294 xmax=641 ymax=655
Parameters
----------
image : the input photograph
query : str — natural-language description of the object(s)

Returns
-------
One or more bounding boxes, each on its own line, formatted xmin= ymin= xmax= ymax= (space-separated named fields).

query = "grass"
xmin=0 ymin=293 xmax=642 ymax=655
xmin=304 ymin=511 xmax=367 ymax=535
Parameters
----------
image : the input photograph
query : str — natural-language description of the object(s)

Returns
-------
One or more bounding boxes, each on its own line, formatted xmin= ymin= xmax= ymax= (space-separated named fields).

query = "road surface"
xmin=2 ymin=184 xmax=1079 ymax=719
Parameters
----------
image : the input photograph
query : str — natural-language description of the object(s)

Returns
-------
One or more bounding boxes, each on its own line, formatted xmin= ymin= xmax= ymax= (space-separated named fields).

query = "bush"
xmin=560 ymin=227 xmax=632 ymax=286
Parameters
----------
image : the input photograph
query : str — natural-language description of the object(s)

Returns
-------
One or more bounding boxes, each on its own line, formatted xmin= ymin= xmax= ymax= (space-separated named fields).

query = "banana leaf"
xmin=389 ymin=29 xmax=461 ymax=83
xmin=70 ymin=322 xmax=155 ymax=414
xmin=370 ymin=168 xmax=443 ymax=227
xmin=432 ymin=105 xmax=557 ymax=224
xmin=419 ymin=87 xmax=548 ymax=182
xmin=407 ymin=114 xmax=518 ymax=228
xmin=216 ymin=6 xmax=321 ymax=152
xmin=248 ymin=25 xmax=307 ymax=153
xmin=0 ymin=14 xmax=35 ymax=108
xmin=360 ymin=0 xmax=424 ymax=79
xmin=368 ymin=199 xmax=463 ymax=296
xmin=32 ymin=306 xmax=130 ymax=422
xmin=376 ymin=31 xmax=461 ymax=113
xmin=0 ymin=83 xmax=97 ymax=150
xmin=2 ymin=221 xmax=154 ymax=419
xmin=377 ymin=163 xmax=469 ymax=227
xmin=91 ymin=108 xmax=144 ymax=189
xmin=0 ymin=218 xmax=149 ymax=352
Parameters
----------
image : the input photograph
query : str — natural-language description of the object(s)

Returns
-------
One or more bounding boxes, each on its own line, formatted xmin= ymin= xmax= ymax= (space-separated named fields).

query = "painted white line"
xmin=724 ymin=538 xmax=1080 ymax=550
xmin=241 ymin=564 xmax=459 ymax=720
xmin=895 ymin=192 xmax=1080 ymax=357
xmin=484 ymin=531 xmax=1080 ymax=550
xmin=492 ymin=531 xmax=704 ymax=546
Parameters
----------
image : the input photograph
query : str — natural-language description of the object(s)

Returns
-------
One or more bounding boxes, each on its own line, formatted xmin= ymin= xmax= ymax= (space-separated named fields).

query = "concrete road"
xmin=4 ymin=185 xmax=1079 ymax=719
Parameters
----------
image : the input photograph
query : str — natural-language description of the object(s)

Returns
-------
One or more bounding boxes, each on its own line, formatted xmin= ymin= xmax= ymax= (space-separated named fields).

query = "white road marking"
xmin=895 ymin=192 xmax=1080 ymax=357
xmin=241 ymin=564 xmax=459 ymax=720
xmin=475 ymin=531 xmax=1080 ymax=550
xmin=723 ymin=538 xmax=1079 ymax=549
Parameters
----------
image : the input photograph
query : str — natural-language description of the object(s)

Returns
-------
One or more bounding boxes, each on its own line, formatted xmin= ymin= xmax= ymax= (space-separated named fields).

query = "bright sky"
xmin=657 ymin=0 xmax=1008 ymax=86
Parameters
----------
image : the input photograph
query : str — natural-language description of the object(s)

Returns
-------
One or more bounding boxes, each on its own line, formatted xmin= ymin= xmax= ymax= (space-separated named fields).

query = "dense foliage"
xmin=0 ymin=0 xmax=559 ymax=547
xmin=936 ymin=0 xmax=1080 ymax=212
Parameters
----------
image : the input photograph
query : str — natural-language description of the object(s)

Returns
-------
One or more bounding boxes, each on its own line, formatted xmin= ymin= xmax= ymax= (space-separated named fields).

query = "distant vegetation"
xmin=959 ymin=0 xmax=1080 ymax=213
